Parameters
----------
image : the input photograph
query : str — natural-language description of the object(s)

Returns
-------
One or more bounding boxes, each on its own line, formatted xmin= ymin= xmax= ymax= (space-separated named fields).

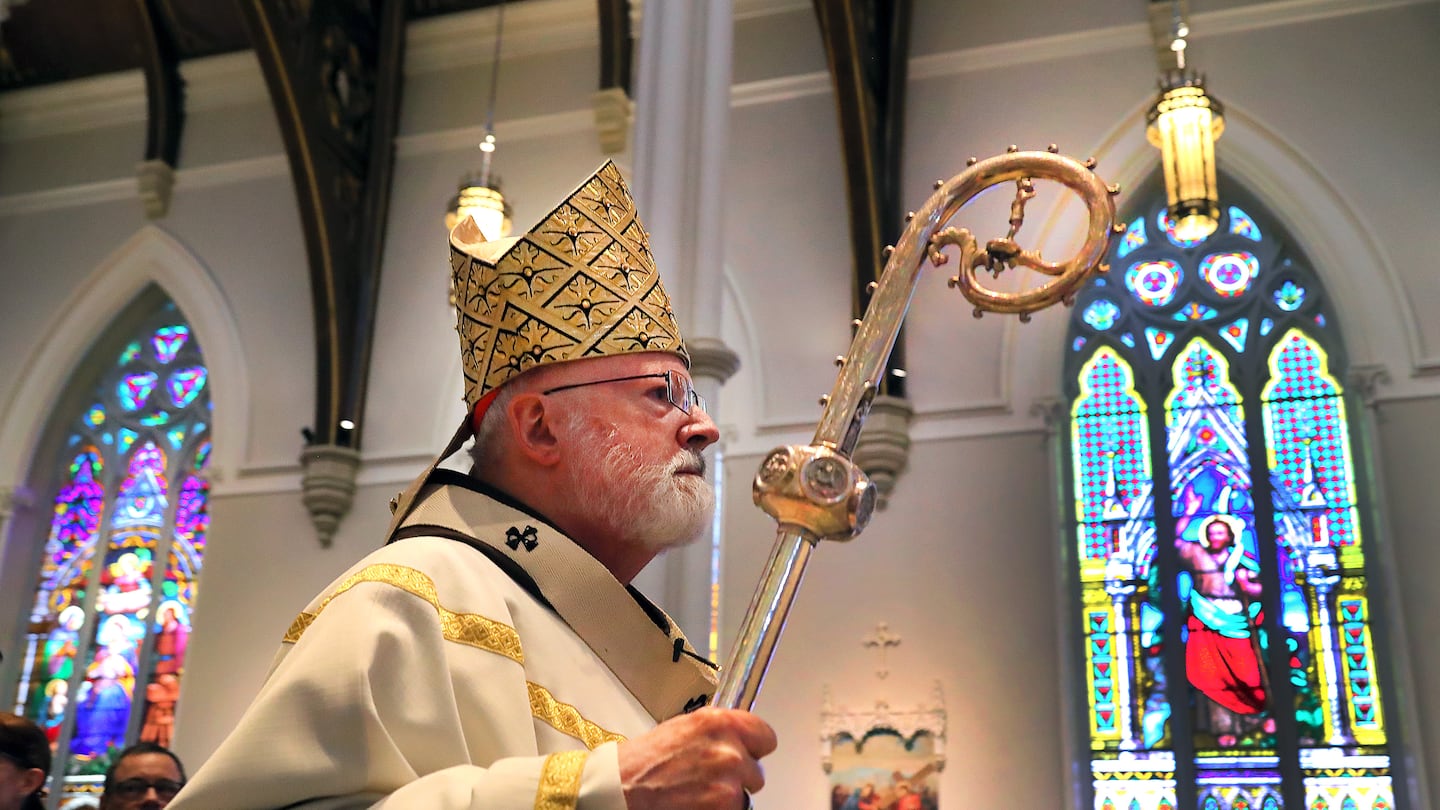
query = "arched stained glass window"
xmin=10 ymin=297 xmax=210 ymax=800
xmin=1064 ymin=191 xmax=1398 ymax=810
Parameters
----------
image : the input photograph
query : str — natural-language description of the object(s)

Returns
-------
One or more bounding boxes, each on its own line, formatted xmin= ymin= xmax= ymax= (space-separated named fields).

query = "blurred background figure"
xmin=98 ymin=743 xmax=185 ymax=810
xmin=0 ymin=713 xmax=50 ymax=810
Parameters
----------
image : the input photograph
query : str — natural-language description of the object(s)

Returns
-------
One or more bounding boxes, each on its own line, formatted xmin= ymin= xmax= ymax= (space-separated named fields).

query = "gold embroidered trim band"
xmin=534 ymin=750 xmax=588 ymax=810
xmin=282 ymin=563 xmax=525 ymax=664
xmin=527 ymin=682 xmax=626 ymax=750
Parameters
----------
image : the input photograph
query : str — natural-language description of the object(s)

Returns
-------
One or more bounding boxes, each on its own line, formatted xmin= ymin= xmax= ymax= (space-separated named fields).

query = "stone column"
xmin=629 ymin=0 xmax=741 ymax=653
xmin=1345 ymin=365 xmax=1433 ymax=807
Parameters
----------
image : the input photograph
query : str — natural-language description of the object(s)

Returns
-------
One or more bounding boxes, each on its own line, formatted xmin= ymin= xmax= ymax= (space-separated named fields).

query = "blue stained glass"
xmin=22 ymin=301 xmax=217 ymax=788
xmin=1145 ymin=327 xmax=1174 ymax=360
xmin=1200 ymin=251 xmax=1259 ymax=298
xmin=152 ymin=325 xmax=191 ymax=364
xmin=1076 ymin=195 xmax=1392 ymax=804
xmin=1229 ymin=206 xmax=1262 ymax=241
xmin=1275 ymin=280 xmax=1306 ymax=311
xmin=168 ymin=368 xmax=207 ymax=408
xmin=1118 ymin=217 xmax=1147 ymax=258
xmin=118 ymin=341 xmax=142 ymax=366
xmin=1073 ymin=336 xmax=1087 ymax=351
xmin=1126 ymin=260 xmax=1183 ymax=307
xmin=1083 ymin=299 xmax=1121 ymax=331
xmin=1159 ymin=210 xmax=1207 ymax=248
xmin=139 ymin=411 xmax=171 ymax=427
xmin=1219 ymin=319 xmax=1250 ymax=353
xmin=118 ymin=373 xmax=158 ymax=411
xmin=1173 ymin=302 xmax=1219 ymax=321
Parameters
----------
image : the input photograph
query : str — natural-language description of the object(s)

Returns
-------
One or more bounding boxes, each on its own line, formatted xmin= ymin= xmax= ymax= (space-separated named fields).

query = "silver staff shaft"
xmin=712 ymin=527 xmax=816 ymax=710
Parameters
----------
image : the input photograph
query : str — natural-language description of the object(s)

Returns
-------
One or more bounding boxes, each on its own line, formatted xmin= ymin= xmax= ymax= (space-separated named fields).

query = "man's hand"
xmin=618 ymin=707 xmax=778 ymax=810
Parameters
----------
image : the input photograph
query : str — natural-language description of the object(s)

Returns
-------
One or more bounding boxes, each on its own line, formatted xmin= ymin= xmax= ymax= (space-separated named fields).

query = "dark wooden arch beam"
xmin=596 ymin=0 xmax=632 ymax=95
xmin=240 ymin=0 xmax=407 ymax=451
xmin=133 ymin=0 xmax=184 ymax=168
xmin=593 ymin=0 xmax=633 ymax=153
xmin=813 ymin=0 xmax=913 ymax=396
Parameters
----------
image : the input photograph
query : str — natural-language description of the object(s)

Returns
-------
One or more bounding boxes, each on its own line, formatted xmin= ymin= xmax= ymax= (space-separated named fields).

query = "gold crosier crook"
xmin=712 ymin=147 xmax=1123 ymax=711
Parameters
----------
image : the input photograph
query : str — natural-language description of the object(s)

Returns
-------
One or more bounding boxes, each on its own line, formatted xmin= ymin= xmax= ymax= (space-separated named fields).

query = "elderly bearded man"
xmin=172 ymin=163 xmax=775 ymax=809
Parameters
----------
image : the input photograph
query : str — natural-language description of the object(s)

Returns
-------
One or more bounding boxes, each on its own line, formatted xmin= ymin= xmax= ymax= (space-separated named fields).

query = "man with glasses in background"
xmin=100 ymin=743 xmax=185 ymax=810
xmin=172 ymin=162 xmax=775 ymax=810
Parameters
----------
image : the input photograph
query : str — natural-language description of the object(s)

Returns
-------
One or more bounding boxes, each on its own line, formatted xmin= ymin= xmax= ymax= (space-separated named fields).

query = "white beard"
xmin=565 ymin=418 xmax=716 ymax=553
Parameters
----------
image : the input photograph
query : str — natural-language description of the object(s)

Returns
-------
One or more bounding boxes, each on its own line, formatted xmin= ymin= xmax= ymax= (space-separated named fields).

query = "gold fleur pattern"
xmin=527 ymin=681 xmax=627 ymax=750
xmin=281 ymin=563 xmax=525 ymax=664
xmin=533 ymin=751 xmax=588 ymax=810
xmin=449 ymin=161 xmax=689 ymax=411
xmin=550 ymin=274 xmax=624 ymax=331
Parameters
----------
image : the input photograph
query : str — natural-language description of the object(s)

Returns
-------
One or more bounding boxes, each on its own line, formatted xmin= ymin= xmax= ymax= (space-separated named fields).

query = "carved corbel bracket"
xmin=1030 ymin=396 xmax=1067 ymax=446
xmin=592 ymin=86 xmax=633 ymax=155
xmin=1346 ymin=364 xmax=1389 ymax=410
xmin=819 ymin=681 xmax=947 ymax=774
xmin=136 ymin=159 xmax=176 ymax=219
xmin=852 ymin=394 xmax=913 ymax=509
xmin=300 ymin=444 xmax=361 ymax=548
xmin=687 ymin=336 xmax=742 ymax=386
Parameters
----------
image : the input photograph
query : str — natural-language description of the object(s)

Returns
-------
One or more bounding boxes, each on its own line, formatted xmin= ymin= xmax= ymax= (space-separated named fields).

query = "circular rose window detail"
xmin=1199 ymin=251 xmax=1258 ymax=298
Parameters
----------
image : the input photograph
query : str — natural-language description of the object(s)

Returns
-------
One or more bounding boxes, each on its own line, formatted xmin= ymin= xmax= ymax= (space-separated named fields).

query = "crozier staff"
xmin=171 ymin=162 xmax=775 ymax=809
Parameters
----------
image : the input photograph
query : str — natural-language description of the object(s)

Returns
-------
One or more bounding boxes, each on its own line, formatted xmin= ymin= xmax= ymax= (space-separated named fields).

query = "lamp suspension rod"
xmin=479 ymin=0 xmax=507 ymax=184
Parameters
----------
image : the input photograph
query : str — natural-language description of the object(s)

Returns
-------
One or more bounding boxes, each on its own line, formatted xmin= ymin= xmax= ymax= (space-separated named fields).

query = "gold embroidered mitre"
xmin=449 ymin=161 xmax=688 ymax=411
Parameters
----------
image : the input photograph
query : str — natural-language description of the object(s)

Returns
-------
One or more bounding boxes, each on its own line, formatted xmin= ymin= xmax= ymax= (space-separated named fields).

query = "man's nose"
xmin=679 ymin=402 xmax=721 ymax=451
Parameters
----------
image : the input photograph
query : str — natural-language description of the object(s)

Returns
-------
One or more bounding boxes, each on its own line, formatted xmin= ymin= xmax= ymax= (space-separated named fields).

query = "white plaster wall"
xmin=722 ymin=432 xmax=1069 ymax=808
xmin=0 ymin=0 xmax=1436 ymax=806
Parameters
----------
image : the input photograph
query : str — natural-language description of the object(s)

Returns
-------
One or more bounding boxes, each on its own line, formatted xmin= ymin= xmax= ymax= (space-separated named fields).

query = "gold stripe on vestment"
xmin=527 ymin=682 xmax=627 ymax=749
xmin=534 ymin=750 xmax=587 ymax=810
xmin=281 ymin=563 xmax=525 ymax=664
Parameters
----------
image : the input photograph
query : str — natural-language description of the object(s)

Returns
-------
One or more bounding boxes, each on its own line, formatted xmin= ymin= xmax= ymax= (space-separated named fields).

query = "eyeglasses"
xmin=110 ymin=777 xmax=185 ymax=801
xmin=542 ymin=369 xmax=706 ymax=415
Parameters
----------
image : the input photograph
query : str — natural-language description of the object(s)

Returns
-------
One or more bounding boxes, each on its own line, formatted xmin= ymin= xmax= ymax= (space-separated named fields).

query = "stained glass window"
xmin=10 ymin=299 xmax=210 ymax=800
xmin=1065 ymin=197 xmax=1397 ymax=810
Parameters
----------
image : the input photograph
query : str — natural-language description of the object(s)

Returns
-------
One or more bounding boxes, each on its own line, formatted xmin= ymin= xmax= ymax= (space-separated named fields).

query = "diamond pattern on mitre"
xmin=484 ymin=315 xmax=581 ymax=392
xmin=590 ymin=308 xmax=678 ymax=356
xmin=448 ymin=160 xmax=687 ymax=409
xmin=547 ymin=272 xmax=627 ymax=332
xmin=486 ymin=241 xmax=569 ymax=311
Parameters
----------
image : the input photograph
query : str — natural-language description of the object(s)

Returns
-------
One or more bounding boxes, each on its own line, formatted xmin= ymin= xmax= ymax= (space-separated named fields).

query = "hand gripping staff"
xmin=713 ymin=146 xmax=1122 ymax=711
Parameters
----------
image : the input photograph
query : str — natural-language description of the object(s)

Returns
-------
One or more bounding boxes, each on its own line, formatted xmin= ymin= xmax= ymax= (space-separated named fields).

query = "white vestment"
xmin=172 ymin=473 xmax=718 ymax=809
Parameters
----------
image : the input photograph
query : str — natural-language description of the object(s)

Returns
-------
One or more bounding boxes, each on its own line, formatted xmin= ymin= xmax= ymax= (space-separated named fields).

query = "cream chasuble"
xmin=171 ymin=472 xmax=718 ymax=809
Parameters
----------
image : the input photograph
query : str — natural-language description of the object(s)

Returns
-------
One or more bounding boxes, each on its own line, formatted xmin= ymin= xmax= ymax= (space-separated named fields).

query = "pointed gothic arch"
xmin=1058 ymin=169 xmax=1411 ymax=810
xmin=0 ymin=225 xmax=247 ymax=496
xmin=1008 ymin=99 xmax=1419 ymax=416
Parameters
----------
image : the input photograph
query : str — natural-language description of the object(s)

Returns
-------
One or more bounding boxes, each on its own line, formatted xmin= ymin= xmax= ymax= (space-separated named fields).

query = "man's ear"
xmin=20 ymin=766 xmax=45 ymax=797
xmin=505 ymin=392 xmax=562 ymax=466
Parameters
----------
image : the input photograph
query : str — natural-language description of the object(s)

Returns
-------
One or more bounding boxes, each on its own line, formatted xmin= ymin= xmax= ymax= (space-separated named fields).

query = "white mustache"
xmin=669 ymin=450 xmax=706 ymax=476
